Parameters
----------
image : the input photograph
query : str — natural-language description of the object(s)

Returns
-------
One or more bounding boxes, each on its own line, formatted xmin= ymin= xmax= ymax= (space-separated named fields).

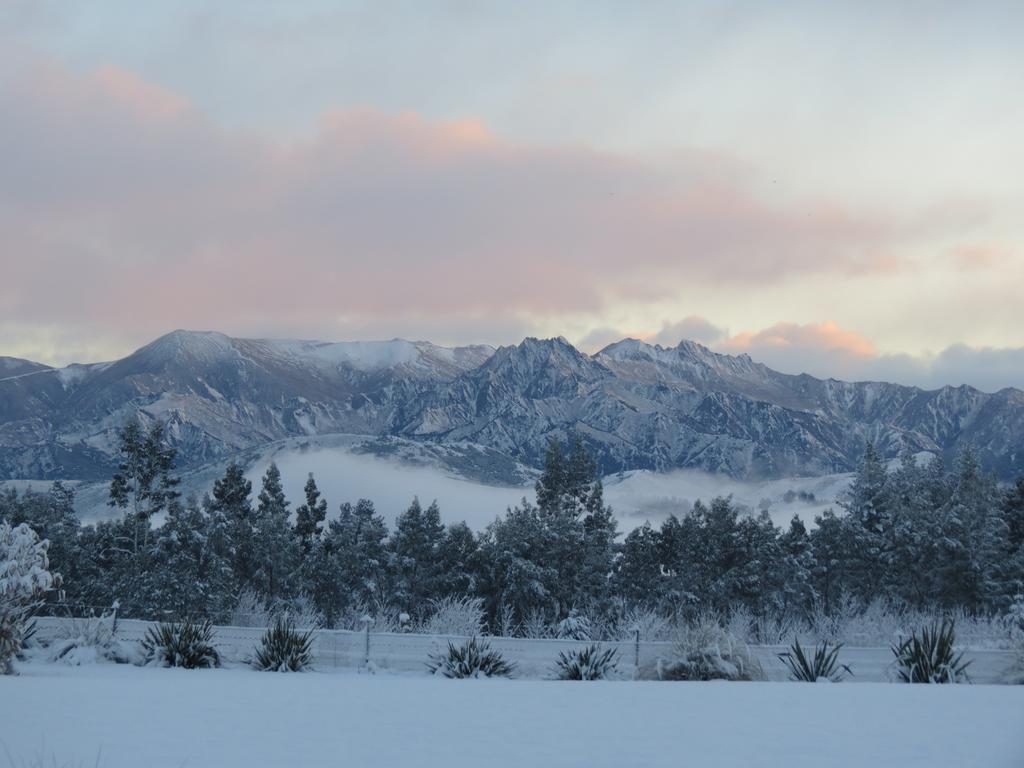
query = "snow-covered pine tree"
xmin=388 ymin=497 xmax=445 ymax=615
xmin=294 ymin=473 xmax=328 ymax=554
xmin=208 ymin=462 xmax=258 ymax=591
xmin=253 ymin=463 xmax=300 ymax=603
xmin=108 ymin=418 xmax=180 ymax=554
xmin=613 ymin=522 xmax=664 ymax=605
xmin=433 ymin=521 xmax=481 ymax=598
xmin=153 ymin=496 xmax=234 ymax=621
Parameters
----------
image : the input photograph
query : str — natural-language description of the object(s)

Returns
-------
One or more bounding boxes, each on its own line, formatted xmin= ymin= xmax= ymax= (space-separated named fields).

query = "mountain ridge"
xmin=1 ymin=329 xmax=1021 ymax=482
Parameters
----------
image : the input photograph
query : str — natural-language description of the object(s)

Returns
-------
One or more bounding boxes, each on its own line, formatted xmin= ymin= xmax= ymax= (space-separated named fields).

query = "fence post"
xmin=633 ymin=626 xmax=641 ymax=677
xmin=360 ymin=614 xmax=374 ymax=668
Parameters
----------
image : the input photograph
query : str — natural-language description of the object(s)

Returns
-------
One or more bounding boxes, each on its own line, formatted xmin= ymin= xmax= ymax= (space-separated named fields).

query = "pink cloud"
xmin=707 ymin=320 xmax=1022 ymax=392
xmin=0 ymin=58 xmax=984 ymax=353
xmin=721 ymin=321 xmax=877 ymax=359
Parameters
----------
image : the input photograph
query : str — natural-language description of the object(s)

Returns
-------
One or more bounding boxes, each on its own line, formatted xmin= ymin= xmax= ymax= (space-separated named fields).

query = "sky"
xmin=1 ymin=1 xmax=1022 ymax=391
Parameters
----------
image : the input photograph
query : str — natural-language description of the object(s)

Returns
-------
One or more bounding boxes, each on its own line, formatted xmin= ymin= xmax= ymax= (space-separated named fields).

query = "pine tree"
xmin=314 ymin=499 xmax=389 ymax=624
xmin=614 ymin=522 xmax=664 ymax=604
xmin=294 ymin=474 xmax=328 ymax=553
xmin=153 ymin=496 xmax=233 ymax=621
xmin=389 ymin=497 xmax=446 ymax=614
xmin=840 ymin=442 xmax=889 ymax=600
xmin=108 ymin=418 xmax=179 ymax=554
xmin=208 ymin=462 xmax=257 ymax=590
xmin=253 ymin=463 xmax=299 ymax=602
xmin=434 ymin=521 xmax=481 ymax=597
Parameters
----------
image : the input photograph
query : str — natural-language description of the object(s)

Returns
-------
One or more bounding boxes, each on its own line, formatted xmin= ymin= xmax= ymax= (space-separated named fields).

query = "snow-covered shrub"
xmin=553 ymin=643 xmax=619 ymax=680
xmin=428 ymin=637 xmax=516 ymax=678
xmin=521 ymin=608 xmax=553 ymax=639
xmin=49 ymin=606 xmax=138 ymax=665
xmin=143 ymin=619 xmax=220 ymax=669
xmin=420 ymin=595 xmax=486 ymax=637
xmin=252 ymin=617 xmax=315 ymax=672
xmin=778 ymin=639 xmax=851 ymax=682
xmin=891 ymin=619 xmax=971 ymax=683
xmin=657 ymin=617 xmax=763 ymax=681
xmin=616 ymin=606 xmax=674 ymax=642
xmin=337 ymin=600 xmax=402 ymax=633
xmin=556 ymin=609 xmax=591 ymax=641
xmin=752 ymin=610 xmax=800 ymax=646
xmin=230 ymin=588 xmax=272 ymax=628
xmin=495 ymin=602 xmax=518 ymax=638
xmin=808 ymin=592 xmax=864 ymax=645
xmin=1 ymin=521 xmax=58 ymax=674
xmin=724 ymin=605 xmax=754 ymax=644
xmin=272 ymin=595 xmax=324 ymax=631
xmin=1005 ymin=598 xmax=1024 ymax=684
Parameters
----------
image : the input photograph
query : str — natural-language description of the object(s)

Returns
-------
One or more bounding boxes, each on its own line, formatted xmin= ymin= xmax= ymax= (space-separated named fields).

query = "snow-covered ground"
xmin=2 ymin=663 xmax=1021 ymax=768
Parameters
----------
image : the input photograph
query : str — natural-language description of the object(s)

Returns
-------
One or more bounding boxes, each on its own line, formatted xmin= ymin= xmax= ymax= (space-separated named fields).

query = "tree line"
xmin=2 ymin=418 xmax=1023 ymax=633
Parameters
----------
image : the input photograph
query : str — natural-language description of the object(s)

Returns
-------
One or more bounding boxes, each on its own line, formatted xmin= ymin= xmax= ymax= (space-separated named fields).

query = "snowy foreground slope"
xmin=3 ymin=664 xmax=1022 ymax=768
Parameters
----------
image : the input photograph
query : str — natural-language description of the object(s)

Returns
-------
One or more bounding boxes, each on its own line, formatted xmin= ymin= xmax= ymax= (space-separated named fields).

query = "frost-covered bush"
xmin=553 ymin=643 xmax=619 ymax=680
xmin=49 ymin=606 xmax=138 ymax=665
xmin=420 ymin=596 xmax=486 ymax=637
xmin=808 ymin=593 xmax=865 ymax=645
xmin=778 ymin=639 xmax=851 ymax=682
xmin=521 ymin=608 xmax=554 ymax=639
xmin=336 ymin=600 xmax=403 ymax=633
xmin=428 ymin=637 xmax=516 ymax=678
xmin=616 ymin=606 xmax=674 ymax=642
xmin=752 ymin=610 xmax=800 ymax=646
xmin=142 ymin=619 xmax=220 ymax=669
xmin=494 ymin=602 xmax=518 ymax=638
xmin=252 ymin=617 xmax=315 ymax=672
xmin=272 ymin=595 xmax=324 ymax=631
xmin=230 ymin=588 xmax=273 ymax=628
xmin=1 ymin=522 xmax=58 ymax=674
xmin=657 ymin=617 xmax=763 ymax=681
xmin=556 ymin=609 xmax=591 ymax=641
xmin=891 ymin=619 xmax=971 ymax=684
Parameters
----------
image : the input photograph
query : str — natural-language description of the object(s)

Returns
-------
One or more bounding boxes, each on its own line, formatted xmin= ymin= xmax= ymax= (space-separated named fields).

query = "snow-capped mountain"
xmin=1 ymin=330 xmax=1021 ymax=482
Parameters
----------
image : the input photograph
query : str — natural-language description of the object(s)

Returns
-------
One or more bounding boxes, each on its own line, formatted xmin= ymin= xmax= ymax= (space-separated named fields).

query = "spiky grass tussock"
xmin=778 ymin=638 xmax=852 ymax=682
xmin=252 ymin=617 xmax=315 ymax=672
xmin=657 ymin=619 xmax=763 ymax=681
xmin=142 ymin=619 xmax=220 ymax=669
xmin=553 ymin=643 xmax=619 ymax=680
xmin=427 ymin=637 xmax=516 ymax=678
xmin=891 ymin=619 xmax=971 ymax=684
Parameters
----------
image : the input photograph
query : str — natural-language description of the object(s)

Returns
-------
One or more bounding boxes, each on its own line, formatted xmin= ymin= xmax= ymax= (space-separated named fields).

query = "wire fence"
xmin=30 ymin=616 xmax=1018 ymax=683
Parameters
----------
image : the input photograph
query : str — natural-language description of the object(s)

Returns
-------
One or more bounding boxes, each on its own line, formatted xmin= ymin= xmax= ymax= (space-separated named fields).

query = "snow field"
xmin=2 ymin=663 xmax=1022 ymax=768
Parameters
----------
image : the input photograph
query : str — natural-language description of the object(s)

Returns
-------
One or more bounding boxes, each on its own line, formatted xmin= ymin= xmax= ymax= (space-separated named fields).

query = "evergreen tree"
xmin=389 ymin=497 xmax=446 ymax=614
xmin=153 ymin=496 xmax=233 ymax=621
xmin=294 ymin=473 xmax=328 ymax=553
xmin=314 ymin=499 xmax=389 ymax=624
xmin=253 ymin=462 xmax=299 ymax=602
xmin=808 ymin=510 xmax=855 ymax=615
xmin=434 ymin=521 xmax=481 ymax=597
xmin=108 ymin=418 xmax=179 ymax=553
xmin=208 ymin=462 xmax=257 ymax=590
xmin=614 ymin=522 xmax=664 ymax=605
xmin=1003 ymin=477 xmax=1024 ymax=551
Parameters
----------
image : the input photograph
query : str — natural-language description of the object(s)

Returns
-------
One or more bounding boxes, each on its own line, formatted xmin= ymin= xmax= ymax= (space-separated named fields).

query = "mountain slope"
xmin=0 ymin=331 xmax=1020 ymax=481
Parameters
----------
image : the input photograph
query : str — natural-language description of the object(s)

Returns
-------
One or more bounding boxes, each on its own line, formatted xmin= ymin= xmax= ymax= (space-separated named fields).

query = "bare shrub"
xmin=420 ymin=596 xmax=486 ymax=637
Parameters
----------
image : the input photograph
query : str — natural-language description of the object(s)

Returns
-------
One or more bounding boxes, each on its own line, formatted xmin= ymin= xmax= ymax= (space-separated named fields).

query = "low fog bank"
xmin=5 ymin=443 xmax=852 ymax=532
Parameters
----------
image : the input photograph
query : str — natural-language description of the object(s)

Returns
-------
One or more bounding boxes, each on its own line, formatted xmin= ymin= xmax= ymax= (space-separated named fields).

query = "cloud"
xmin=0 ymin=57 xmax=954 ymax=361
xmin=722 ymin=320 xmax=876 ymax=359
xmin=651 ymin=316 xmax=728 ymax=346
xmin=713 ymin=320 xmax=1023 ymax=392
